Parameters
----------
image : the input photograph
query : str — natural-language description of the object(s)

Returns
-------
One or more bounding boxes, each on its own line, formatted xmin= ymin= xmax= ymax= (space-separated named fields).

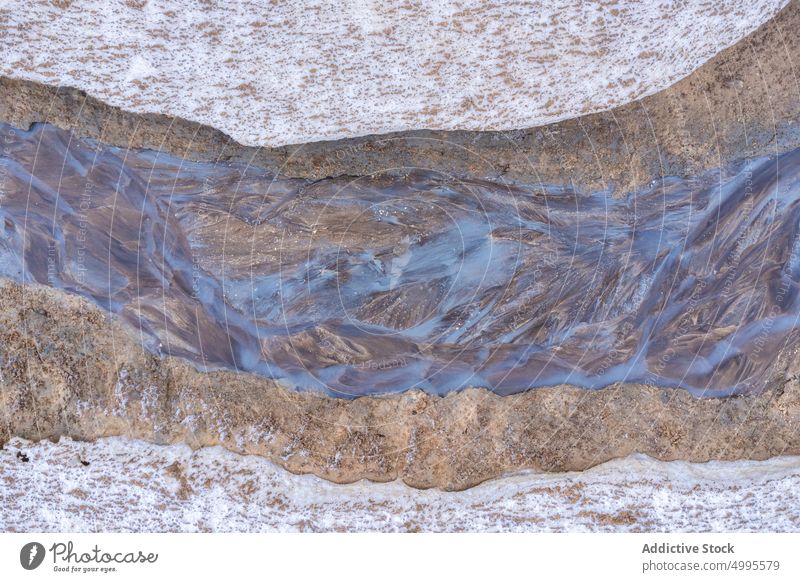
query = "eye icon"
xmin=20 ymin=542 xmax=46 ymax=570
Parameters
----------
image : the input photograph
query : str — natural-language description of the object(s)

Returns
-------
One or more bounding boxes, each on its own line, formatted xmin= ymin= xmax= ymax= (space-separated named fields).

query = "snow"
xmin=2 ymin=436 xmax=799 ymax=532
xmin=0 ymin=0 xmax=787 ymax=147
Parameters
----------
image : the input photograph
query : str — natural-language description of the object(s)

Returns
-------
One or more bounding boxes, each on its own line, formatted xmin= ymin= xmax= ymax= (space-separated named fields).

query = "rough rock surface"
xmin=1 ymin=281 xmax=799 ymax=490
xmin=2 ymin=1 xmax=800 ymax=195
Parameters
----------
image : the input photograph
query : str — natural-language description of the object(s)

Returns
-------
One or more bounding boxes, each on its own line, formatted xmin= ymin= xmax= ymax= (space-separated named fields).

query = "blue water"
xmin=2 ymin=122 xmax=799 ymax=397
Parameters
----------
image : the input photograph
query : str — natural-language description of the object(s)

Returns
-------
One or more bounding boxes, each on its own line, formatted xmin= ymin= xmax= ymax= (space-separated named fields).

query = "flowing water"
xmin=1 ymin=122 xmax=800 ymax=397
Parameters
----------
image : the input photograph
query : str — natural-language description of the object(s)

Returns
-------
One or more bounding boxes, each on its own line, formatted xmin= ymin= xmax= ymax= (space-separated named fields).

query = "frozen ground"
xmin=1 ymin=436 xmax=798 ymax=532
xmin=0 ymin=0 xmax=787 ymax=146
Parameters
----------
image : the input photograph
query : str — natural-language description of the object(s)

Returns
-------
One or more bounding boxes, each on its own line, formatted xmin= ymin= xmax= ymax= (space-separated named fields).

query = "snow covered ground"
xmin=1 ymin=437 xmax=798 ymax=532
xmin=0 ymin=0 xmax=787 ymax=146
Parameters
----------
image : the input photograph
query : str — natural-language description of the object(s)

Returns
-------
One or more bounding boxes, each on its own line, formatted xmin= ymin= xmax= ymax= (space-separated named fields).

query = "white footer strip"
xmin=1 ymin=533 xmax=798 ymax=581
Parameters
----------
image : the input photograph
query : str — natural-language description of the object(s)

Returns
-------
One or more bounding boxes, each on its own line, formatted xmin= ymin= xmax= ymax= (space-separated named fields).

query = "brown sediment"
xmin=1 ymin=280 xmax=799 ymax=491
xmin=1 ymin=1 xmax=800 ymax=195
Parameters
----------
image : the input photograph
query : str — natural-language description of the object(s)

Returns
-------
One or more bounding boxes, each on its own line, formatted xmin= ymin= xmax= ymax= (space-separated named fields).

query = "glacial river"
xmin=2 ymin=122 xmax=799 ymax=397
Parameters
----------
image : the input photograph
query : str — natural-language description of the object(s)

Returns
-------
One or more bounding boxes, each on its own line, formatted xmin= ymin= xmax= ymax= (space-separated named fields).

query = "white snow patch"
xmin=124 ymin=55 xmax=156 ymax=83
xmin=0 ymin=0 xmax=788 ymax=147
xmin=2 ymin=436 xmax=799 ymax=532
